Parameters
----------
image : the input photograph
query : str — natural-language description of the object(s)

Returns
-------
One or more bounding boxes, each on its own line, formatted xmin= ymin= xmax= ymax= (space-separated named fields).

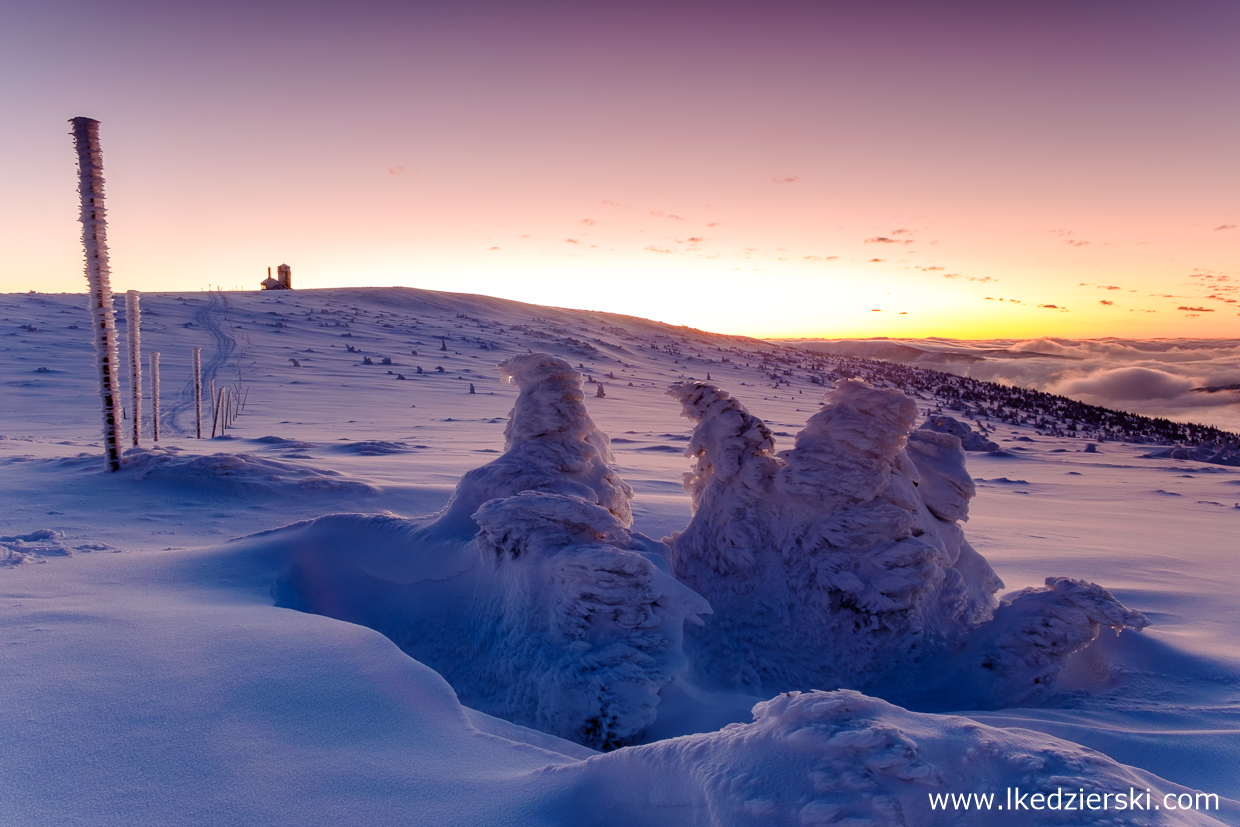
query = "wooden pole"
xmin=70 ymin=117 xmax=123 ymax=472
xmin=211 ymin=386 xmax=223 ymax=437
xmin=192 ymin=347 xmax=202 ymax=438
xmin=126 ymin=290 xmax=142 ymax=446
xmin=150 ymin=351 xmax=161 ymax=442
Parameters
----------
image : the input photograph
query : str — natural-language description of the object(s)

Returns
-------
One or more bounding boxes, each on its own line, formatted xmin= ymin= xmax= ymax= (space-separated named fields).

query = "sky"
xmin=1 ymin=0 xmax=1237 ymax=339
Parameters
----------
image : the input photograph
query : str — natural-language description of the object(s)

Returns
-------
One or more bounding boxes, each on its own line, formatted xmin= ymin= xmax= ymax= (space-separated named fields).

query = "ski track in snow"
xmin=165 ymin=291 xmax=235 ymax=436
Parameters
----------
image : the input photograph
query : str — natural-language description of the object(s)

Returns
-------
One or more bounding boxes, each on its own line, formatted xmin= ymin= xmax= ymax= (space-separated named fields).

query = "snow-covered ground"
xmin=2 ymin=287 xmax=1238 ymax=825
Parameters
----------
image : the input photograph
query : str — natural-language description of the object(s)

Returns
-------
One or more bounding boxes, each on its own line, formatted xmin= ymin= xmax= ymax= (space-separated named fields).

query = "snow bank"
xmin=919 ymin=413 xmax=1001 ymax=452
xmin=0 ymin=528 xmax=117 ymax=565
xmin=931 ymin=577 xmax=1151 ymax=710
xmin=1142 ymin=443 xmax=1240 ymax=468
xmin=272 ymin=354 xmax=706 ymax=749
xmin=119 ymin=445 xmax=378 ymax=493
xmin=564 ymin=689 xmax=1228 ymax=826
xmin=665 ymin=379 xmax=1146 ymax=708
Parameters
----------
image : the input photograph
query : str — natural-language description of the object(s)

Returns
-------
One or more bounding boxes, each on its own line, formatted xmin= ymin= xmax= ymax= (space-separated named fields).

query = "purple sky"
xmin=2 ymin=0 xmax=1237 ymax=337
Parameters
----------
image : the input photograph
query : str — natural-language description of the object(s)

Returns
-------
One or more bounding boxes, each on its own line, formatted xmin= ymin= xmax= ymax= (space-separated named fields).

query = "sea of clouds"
xmin=790 ymin=338 xmax=1240 ymax=435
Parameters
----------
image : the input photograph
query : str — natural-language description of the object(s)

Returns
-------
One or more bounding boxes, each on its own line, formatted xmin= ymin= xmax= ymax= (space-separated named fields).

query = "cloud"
xmin=565 ymin=239 xmax=581 ymax=245
xmin=772 ymin=175 xmax=800 ymax=184
xmin=885 ymin=337 xmax=1240 ymax=432
xmin=706 ymin=222 xmax=721 ymax=227
xmin=1215 ymin=224 xmax=1236 ymax=231
xmin=650 ymin=210 xmax=686 ymax=221
xmin=1099 ymin=300 xmax=1113 ymax=306
xmin=1064 ymin=240 xmax=1090 ymax=247
xmin=1177 ymin=306 xmax=1214 ymax=312
xmin=1037 ymin=304 xmax=1067 ymax=311
xmin=488 ymin=246 xmax=500 ymax=251
xmin=1055 ymin=367 xmax=1196 ymax=402
xmin=581 ymin=218 xmax=596 ymax=226
xmin=891 ymin=228 xmax=912 ymax=235
xmin=868 ymin=258 xmax=885 ymax=263
xmin=644 ymin=246 xmax=673 ymax=254
xmin=866 ymin=236 xmax=913 ymax=245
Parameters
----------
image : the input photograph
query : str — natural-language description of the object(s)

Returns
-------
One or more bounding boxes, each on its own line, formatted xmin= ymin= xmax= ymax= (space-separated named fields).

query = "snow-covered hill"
xmin=2 ymin=287 xmax=1238 ymax=825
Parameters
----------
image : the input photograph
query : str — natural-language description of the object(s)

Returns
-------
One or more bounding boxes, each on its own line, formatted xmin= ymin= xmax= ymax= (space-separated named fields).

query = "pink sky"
xmin=2 ymin=0 xmax=1236 ymax=338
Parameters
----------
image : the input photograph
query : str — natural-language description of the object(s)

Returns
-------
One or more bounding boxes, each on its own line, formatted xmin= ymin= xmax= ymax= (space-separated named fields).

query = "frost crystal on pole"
xmin=150 ymin=352 xmax=161 ymax=442
xmin=192 ymin=347 xmax=203 ymax=438
xmin=126 ymin=290 xmax=142 ymax=447
xmin=70 ymin=117 xmax=123 ymax=472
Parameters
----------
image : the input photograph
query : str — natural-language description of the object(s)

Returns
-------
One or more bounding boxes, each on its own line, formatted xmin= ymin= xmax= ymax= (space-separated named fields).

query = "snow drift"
xmin=564 ymin=689 xmax=1226 ymax=826
xmin=270 ymin=354 xmax=707 ymax=749
xmin=120 ymin=445 xmax=380 ymax=493
xmin=664 ymin=379 xmax=1147 ymax=709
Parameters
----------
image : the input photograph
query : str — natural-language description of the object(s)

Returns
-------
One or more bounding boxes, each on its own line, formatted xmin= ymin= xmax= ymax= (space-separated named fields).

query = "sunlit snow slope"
xmin=2 ymin=287 xmax=1238 ymax=825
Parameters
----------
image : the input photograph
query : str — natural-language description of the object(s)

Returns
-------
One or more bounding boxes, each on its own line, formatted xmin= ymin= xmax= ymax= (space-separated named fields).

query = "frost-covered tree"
xmin=272 ymin=354 xmax=707 ymax=749
xmin=665 ymin=378 xmax=1146 ymax=708
xmin=126 ymin=290 xmax=142 ymax=447
xmin=70 ymin=117 xmax=123 ymax=471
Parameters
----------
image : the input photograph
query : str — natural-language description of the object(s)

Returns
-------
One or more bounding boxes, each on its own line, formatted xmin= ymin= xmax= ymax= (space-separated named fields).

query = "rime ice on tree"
xmin=665 ymin=378 xmax=1146 ymax=709
xmin=272 ymin=354 xmax=707 ymax=749
xmin=70 ymin=117 xmax=123 ymax=471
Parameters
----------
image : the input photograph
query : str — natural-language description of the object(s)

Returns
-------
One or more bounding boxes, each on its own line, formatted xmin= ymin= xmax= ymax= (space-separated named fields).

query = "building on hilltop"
xmin=260 ymin=264 xmax=293 ymax=290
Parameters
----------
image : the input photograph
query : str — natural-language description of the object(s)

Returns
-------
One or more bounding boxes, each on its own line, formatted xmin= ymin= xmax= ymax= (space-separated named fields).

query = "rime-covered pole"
xmin=126 ymin=290 xmax=142 ymax=446
xmin=192 ymin=347 xmax=202 ymax=438
xmin=150 ymin=352 xmax=161 ymax=442
xmin=71 ymin=117 xmax=123 ymax=472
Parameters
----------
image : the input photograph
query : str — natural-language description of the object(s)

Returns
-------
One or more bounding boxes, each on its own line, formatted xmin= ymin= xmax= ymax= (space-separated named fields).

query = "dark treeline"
xmin=810 ymin=353 xmax=1238 ymax=447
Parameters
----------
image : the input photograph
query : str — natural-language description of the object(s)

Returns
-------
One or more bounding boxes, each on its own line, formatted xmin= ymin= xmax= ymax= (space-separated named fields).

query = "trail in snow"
xmin=165 ymin=292 xmax=235 ymax=435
